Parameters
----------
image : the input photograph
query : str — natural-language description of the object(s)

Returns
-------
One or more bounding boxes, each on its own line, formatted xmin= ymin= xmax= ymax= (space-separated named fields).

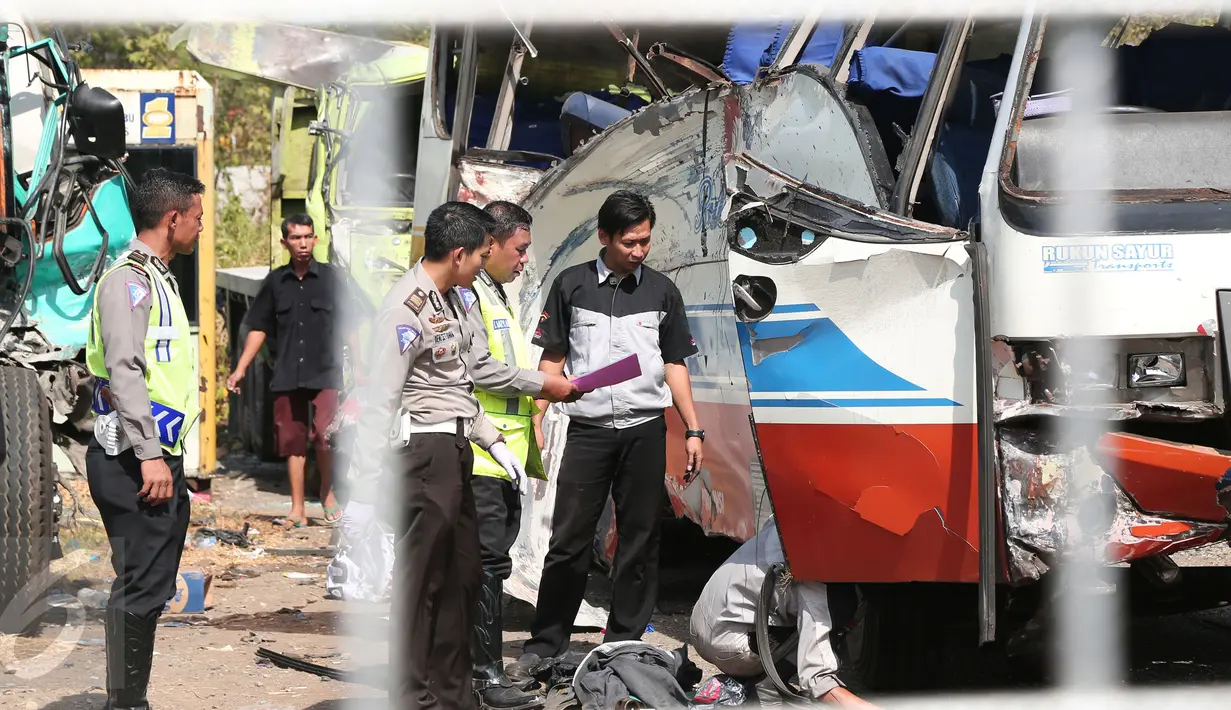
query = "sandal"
xmin=322 ymin=503 xmax=344 ymax=526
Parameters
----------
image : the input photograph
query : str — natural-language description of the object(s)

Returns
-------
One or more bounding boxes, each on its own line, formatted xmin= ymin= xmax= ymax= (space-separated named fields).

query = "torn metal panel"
xmin=997 ymin=399 xmax=1223 ymax=423
xmin=998 ymin=426 xmax=1228 ymax=583
xmin=645 ymin=42 xmax=728 ymax=86
xmin=725 ymin=155 xmax=966 ymax=246
xmin=169 ymin=22 xmax=425 ymax=90
xmin=1097 ymin=432 xmax=1231 ymax=523
xmin=731 ymin=67 xmax=885 ymax=208
xmin=745 ymin=322 xmax=808 ymax=366
xmin=994 ymin=335 xmax=1221 ymax=422
xmin=724 ymin=199 xmax=978 ymax=583
xmin=456 ymin=160 xmax=544 ymax=208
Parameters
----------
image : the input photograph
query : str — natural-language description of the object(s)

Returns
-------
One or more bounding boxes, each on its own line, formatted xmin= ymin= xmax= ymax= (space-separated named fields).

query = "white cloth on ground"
xmin=326 ymin=510 xmax=394 ymax=603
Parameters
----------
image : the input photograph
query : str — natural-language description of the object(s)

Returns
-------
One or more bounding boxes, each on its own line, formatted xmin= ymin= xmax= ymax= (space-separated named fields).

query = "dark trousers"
xmin=524 ymin=417 xmax=667 ymax=659
xmin=391 ymin=423 xmax=482 ymax=710
xmin=85 ymin=439 xmax=191 ymax=617
xmin=473 ymin=475 xmax=522 ymax=581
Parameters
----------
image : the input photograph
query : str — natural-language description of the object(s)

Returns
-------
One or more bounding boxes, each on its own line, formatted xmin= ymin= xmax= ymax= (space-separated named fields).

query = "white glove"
xmin=488 ymin=442 xmax=526 ymax=494
xmin=339 ymin=501 xmax=377 ymax=541
xmin=93 ymin=411 xmax=132 ymax=456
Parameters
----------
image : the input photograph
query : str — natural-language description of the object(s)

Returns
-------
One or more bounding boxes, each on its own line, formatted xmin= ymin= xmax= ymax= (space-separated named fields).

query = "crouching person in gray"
xmin=688 ymin=519 xmax=878 ymax=707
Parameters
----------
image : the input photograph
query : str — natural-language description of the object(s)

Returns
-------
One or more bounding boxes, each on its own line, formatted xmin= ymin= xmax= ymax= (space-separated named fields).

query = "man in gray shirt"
xmin=512 ymin=190 xmax=705 ymax=673
xmin=338 ymin=202 xmax=528 ymax=710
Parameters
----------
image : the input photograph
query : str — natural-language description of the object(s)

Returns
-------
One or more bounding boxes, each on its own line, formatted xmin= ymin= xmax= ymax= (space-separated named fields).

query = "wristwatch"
xmin=685 ymin=429 xmax=706 ymax=442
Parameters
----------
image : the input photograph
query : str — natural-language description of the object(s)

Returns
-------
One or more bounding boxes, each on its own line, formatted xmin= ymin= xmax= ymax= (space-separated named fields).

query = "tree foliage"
xmin=49 ymin=24 xmax=273 ymax=169
xmin=45 ymin=23 xmax=432 ymax=168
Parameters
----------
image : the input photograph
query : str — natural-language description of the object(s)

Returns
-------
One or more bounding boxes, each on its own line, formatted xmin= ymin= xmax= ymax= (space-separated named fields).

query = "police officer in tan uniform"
xmin=339 ymin=201 xmax=528 ymax=710
xmin=85 ymin=168 xmax=205 ymax=710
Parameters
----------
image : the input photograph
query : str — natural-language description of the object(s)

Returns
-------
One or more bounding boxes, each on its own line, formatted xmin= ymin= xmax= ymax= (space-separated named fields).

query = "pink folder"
xmin=572 ymin=354 xmax=642 ymax=393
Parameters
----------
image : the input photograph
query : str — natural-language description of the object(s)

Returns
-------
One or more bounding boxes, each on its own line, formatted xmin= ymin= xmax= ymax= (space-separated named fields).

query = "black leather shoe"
xmin=472 ymin=572 xmax=543 ymax=709
xmin=104 ymin=606 xmax=159 ymax=710
xmin=505 ymin=652 xmax=542 ymax=685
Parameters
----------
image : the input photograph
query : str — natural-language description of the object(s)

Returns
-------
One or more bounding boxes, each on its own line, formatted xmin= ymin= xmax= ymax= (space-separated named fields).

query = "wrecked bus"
xmin=188 ymin=13 xmax=1231 ymax=687
xmin=407 ymin=13 xmax=1231 ymax=688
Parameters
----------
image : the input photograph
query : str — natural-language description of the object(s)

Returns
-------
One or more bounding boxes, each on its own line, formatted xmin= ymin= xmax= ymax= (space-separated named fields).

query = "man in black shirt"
xmin=513 ymin=190 xmax=705 ymax=670
xmin=227 ymin=213 xmax=369 ymax=527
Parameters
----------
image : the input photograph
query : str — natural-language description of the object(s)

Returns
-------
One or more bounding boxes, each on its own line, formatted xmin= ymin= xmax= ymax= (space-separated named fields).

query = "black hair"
xmin=281 ymin=213 xmax=315 ymax=239
xmin=483 ymin=201 xmax=533 ymax=243
xmin=423 ymin=201 xmax=498 ymax=261
xmin=131 ymin=167 xmax=206 ymax=232
xmin=597 ymin=189 xmax=656 ymax=238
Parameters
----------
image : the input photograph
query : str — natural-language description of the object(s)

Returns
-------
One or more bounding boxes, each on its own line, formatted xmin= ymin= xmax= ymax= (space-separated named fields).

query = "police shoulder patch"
xmin=459 ymin=287 xmax=478 ymax=313
xmin=395 ymin=324 xmax=421 ymax=354
xmin=126 ymin=281 xmax=150 ymax=310
xmin=405 ymin=288 xmax=428 ymax=314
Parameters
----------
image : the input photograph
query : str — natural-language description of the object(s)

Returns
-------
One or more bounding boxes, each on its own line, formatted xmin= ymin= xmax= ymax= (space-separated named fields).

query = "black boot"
xmin=104 ymin=606 xmax=159 ymax=710
xmin=472 ymin=572 xmax=543 ymax=710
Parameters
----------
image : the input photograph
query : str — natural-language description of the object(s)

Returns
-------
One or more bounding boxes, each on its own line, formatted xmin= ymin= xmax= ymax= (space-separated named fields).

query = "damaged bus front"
xmin=987 ymin=17 xmax=1231 ymax=590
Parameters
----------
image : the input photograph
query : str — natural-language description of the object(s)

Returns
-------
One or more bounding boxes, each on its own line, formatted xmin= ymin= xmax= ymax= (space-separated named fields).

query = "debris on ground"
xmin=689 ymin=675 xmax=748 ymax=707
xmin=193 ymin=523 xmax=253 ymax=548
xmin=256 ymin=647 xmax=352 ymax=682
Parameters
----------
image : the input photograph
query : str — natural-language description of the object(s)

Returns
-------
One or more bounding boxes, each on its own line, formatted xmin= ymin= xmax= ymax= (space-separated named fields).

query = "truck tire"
xmin=0 ymin=365 xmax=58 ymax=627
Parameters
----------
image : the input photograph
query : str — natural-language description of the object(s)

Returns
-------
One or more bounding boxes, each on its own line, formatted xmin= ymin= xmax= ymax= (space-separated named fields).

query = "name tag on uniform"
xmin=433 ymin=329 xmax=457 ymax=346
xmin=492 ymin=318 xmax=510 ymax=331
xmin=432 ymin=341 xmax=460 ymax=363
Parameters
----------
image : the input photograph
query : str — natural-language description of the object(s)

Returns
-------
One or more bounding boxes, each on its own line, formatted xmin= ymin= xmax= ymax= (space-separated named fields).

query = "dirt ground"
xmin=0 ymin=456 xmax=720 ymax=710
xmin=7 ymin=453 xmax=1231 ymax=709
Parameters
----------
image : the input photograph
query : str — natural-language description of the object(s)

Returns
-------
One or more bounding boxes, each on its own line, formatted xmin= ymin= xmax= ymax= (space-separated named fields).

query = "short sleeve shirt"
xmin=244 ymin=260 xmax=370 ymax=392
xmin=532 ymin=251 xmax=698 ymax=428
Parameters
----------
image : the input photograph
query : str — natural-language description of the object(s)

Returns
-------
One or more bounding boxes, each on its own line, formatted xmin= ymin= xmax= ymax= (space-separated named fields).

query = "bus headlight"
xmin=1127 ymin=353 xmax=1185 ymax=388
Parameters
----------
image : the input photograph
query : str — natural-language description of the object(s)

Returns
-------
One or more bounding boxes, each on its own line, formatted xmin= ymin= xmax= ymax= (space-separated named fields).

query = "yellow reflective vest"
xmin=470 ymin=272 xmax=546 ymax=481
xmin=85 ymin=251 xmax=199 ymax=456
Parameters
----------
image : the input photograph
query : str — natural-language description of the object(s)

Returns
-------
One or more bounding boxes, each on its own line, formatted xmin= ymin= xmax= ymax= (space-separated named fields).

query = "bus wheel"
xmin=839 ymin=584 xmax=950 ymax=693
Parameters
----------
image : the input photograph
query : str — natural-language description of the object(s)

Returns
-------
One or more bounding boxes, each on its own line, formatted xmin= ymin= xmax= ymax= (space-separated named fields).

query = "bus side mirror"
xmin=732 ymin=274 xmax=777 ymax=324
xmin=68 ymin=84 xmax=126 ymax=161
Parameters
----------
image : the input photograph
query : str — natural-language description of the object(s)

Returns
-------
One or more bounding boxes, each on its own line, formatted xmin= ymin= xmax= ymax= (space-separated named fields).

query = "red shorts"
xmin=273 ymin=389 xmax=339 ymax=457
